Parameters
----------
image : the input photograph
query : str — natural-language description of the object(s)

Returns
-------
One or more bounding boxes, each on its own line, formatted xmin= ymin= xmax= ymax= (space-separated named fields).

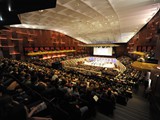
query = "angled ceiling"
xmin=10 ymin=0 xmax=160 ymax=44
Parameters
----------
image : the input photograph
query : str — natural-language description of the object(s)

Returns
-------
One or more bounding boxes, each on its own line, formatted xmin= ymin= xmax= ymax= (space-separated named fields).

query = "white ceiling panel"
xmin=11 ymin=0 xmax=160 ymax=44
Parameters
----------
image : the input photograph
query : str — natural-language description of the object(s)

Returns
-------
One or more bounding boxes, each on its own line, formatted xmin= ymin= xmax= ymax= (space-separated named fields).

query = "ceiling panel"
xmin=11 ymin=0 xmax=160 ymax=44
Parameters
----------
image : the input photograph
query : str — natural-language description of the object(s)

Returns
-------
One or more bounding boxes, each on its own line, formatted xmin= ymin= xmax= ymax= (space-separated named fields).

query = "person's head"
xmin=107 ymin=88 xmax=112 ymax=96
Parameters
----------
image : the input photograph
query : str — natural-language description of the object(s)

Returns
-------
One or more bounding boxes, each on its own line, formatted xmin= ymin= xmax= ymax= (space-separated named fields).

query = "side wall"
xmin=127 ymin=10 xmax=160 ymax=117
xmin=0 ymin=28 xmax=89 ymax=60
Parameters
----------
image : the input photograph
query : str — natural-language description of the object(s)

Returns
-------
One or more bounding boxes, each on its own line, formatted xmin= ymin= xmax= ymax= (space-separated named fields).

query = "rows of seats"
xmin=0 ymin=56 xmax=143 ymax=120
xmin=28 ymin=54 xmax=89 ymax=68
xmin=62 ymin=57 xmax=126 ymax=76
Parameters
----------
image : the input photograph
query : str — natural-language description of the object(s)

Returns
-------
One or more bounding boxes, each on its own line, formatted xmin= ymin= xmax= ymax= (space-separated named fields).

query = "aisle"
xmin=89 ymin=85 xmax=153 ymax=120
xmin=113 ymin=94 xmax=152 ymax=120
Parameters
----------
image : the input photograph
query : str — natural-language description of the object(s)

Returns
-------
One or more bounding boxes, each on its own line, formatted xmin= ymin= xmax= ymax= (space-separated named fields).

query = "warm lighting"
xmin=10 ymin=51 xmax=20 ymax=55
xmin=47 ymin=56 xmax=51 ymax=58
xmin=157 ymin=66 xmax=160 ymax=70
xmin=27 ymin=50 xmax=76 ymax=56
xmin=42 ymin=54 xmax=66 ymax=59
xmin=42 ymin=57 xmax=47 ymax=59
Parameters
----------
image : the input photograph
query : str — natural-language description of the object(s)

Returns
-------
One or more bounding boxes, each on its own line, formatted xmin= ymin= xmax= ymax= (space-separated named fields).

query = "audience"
xmin=0 ymin=56 xmax=143 ymax=120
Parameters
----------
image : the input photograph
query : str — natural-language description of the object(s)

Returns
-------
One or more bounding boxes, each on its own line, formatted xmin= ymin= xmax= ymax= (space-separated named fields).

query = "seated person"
xmin=0 ymin=95 xmax=53 ymax=120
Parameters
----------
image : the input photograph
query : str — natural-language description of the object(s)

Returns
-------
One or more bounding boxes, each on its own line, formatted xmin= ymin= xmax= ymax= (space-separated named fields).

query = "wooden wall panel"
xmin=0 ymin=27 xmax=86 ymax=59
xmin=127 ymin=10 xmax=160 ymax=53
xmin=127 ymin=10 xmax=160 ymax=115
xmin=115 ymin=43 xmax=128 ymax=57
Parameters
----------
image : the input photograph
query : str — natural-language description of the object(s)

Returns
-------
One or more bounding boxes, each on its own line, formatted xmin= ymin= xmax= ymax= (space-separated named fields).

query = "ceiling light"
xmin=0 ymin=16 xmax=3 ymax=21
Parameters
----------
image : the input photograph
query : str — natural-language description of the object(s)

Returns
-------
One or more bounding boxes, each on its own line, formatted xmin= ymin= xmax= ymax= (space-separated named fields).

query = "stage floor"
xmin=84 ymin=61 xmax=115 ymax=68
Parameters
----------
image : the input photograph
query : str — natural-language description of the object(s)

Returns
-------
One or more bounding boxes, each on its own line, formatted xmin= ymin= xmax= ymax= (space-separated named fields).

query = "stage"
xmin=84 ymin=61 xmax=115 ymax=68
xmin=62 ymin=56 xmax=126 ymax=73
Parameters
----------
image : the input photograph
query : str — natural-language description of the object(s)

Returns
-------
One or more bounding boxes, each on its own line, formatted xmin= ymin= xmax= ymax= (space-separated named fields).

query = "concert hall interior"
xmin=0 ymin=0 xmax=160 ymax=120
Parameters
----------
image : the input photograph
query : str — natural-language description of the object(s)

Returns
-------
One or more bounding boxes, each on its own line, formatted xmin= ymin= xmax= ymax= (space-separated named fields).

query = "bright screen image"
xmin=93 ymin=47 xmax=112 ymax=56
